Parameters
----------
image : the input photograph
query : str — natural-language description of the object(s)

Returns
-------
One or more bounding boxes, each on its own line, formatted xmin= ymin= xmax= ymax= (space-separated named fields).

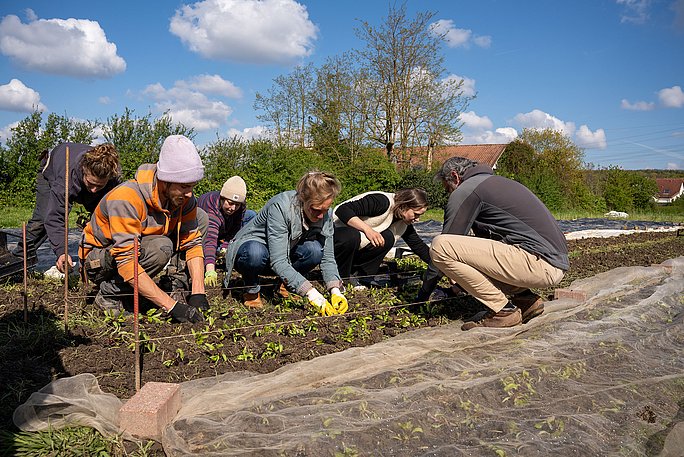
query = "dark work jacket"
xmin=43 ymin=143 xmax=120 ymax=258
xmin=422 ymin=164 xmax=568 ymax=293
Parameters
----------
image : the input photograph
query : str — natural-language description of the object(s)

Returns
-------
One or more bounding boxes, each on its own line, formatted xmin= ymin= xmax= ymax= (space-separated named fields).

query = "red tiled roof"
xmin=406 ymin=144 xmax=509 ymax=168
xmin=655 ymin=178 xmax=684 ymax=198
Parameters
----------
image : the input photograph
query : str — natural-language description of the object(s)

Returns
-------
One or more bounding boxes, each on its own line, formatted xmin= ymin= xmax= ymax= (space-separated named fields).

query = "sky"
xmin=0 ymin=0 xmax=683 ymax=170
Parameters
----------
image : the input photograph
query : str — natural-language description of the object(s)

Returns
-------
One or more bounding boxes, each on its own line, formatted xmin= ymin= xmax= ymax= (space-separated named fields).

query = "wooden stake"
xmin=22 ymin=222 xmax=28 ymax=323
xmin=133 ymin=236 xmax=141 ymax=392
xmin=63 ymin=146 xmax=70 ymax=330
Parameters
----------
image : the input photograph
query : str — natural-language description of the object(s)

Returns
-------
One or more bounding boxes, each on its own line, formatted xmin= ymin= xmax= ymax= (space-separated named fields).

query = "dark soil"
xmin=1 ymin=230 xmax=683 ymax=435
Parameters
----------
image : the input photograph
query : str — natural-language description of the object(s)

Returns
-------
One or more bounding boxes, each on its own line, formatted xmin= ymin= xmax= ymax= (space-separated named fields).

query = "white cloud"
xmin=575 ymin=125 xmax=607 ymax=149
xmin=430 ymin=19 xmax=491 ymax=49
xmin=666 ymin=162 xmax=680 ymax=170
xmin=513 ymin=109 xmax=575 ymax=136
xmin=620 ymin=98 xmax=655 ymax=111
xmin=142 ymin=78 xmax=235 ymax=131
xmin=459 ymin=110 xmax=517 ymax=144
xmin=463 ymin=127 xmax=518 ymax=145
xmin=0 ymin=78 xmax=46 ymax=112
xmin=460 ymin=110 xmax=492 ymax=130
xmin=179 ymin=74 xmax=242 ymax=98
xmin=658 ymin=85 xmax=684 ymax=108
xmin=98 ymin=96 xmax=111 ymax=105
xmin=170 ymin=0 xmax=318 ymax=64
xmin=0 ymin=14 xmax=125 ymax=78
xmin=512 ymin=109 xmax=606 ymax=149
xmin=91 ymin=124 xmax=106 ymax=144
xmin=0 ymin=120 xmax=19 ymax=145
xmin=443 ymin=74 xmax=476 ymax=98
xmin=616 ymin=0 xmax=651 ymax=24
xmin=227 ymin=125 xmax=270 ymax=141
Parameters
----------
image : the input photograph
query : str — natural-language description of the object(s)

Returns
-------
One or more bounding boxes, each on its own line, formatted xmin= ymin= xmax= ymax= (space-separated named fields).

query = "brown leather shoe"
xmin=461 ymin=306 xmax=522 ymax=331
xmin=512 ymin=291 xmax=545 ymax=323
xmin=277 ymin=283 xmax=290 ymax=299
xmin=243 ymin=292 xmax=263 ymax=309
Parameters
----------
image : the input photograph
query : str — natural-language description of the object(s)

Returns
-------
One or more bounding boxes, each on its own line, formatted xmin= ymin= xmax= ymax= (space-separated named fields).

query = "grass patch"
xmin=0 ymin=426 xmax=159 ymax=456
xmin=0 ymin=206 xmax=82 ymax=229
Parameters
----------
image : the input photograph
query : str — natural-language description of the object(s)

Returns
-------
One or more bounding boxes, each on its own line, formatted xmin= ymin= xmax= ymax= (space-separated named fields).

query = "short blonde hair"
xmin=296 ymin=171 xmax=341 ymax=206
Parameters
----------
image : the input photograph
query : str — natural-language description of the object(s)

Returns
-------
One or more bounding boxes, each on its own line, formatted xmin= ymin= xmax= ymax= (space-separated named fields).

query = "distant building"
xmin=406 ymin=143 xmax=509 ymax=169
xmin=653 ymin=178 xmax=684 ymax=204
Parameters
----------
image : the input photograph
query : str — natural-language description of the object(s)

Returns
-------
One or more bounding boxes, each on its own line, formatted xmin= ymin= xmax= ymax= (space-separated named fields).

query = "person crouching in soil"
xmin=197 ymin=176 xmax=256 ymax=288
xmin=223 ymin=171 xmax=348 ymax=316
xmin=417 ymin=156 xmax=569 ymax=330
xmin=13 ymin=142 xmax=121 ymax=274
xmin=333 ymin=188 xmax=431 ymax=289
xmin=79 ymin=135 xmax=208 ymax=323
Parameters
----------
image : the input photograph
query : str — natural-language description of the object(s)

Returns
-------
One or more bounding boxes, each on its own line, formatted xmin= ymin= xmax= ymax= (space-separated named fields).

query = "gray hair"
xmin=435 ymin=156 xmax=478 ymax=184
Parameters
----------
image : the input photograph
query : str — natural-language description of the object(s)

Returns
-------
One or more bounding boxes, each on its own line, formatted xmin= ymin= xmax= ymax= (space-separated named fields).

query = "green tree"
xmin=601 ymin=166 xmax=633 ymax=211
xmin=397 ymin=167 xmax=447 ymax=209
xmin=0 ymin=111 xmax=96 ymax=207
xmin=628 ymin=173 xmax=658 ymax=210
xmin=511 ymin=128 xmax=592 ymax=210
xmin=102 ymin=108 xmax=194 ymax=179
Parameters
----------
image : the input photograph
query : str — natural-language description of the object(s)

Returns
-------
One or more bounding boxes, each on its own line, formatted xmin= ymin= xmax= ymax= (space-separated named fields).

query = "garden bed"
xmin=1 ymin=229 xmax=683 ymax=435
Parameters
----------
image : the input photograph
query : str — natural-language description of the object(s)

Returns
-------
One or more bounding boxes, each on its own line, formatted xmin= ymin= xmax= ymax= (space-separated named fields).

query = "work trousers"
xmin=334 ymin=225 xmax=394 ymax=280
xmin=235 ymin=239 xmax=323 ymax=294
xmin=12 ymin=170 xmax=51 ymax=256
xmin=430 ymin=234 xmax=565 ymax=312
xmin=84 ymin=235 xmax=187 ymax=299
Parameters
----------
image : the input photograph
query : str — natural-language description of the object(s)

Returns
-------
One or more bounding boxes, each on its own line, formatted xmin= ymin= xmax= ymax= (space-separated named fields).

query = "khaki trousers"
xmin=430 ymin=234 xmax=565 ymax=312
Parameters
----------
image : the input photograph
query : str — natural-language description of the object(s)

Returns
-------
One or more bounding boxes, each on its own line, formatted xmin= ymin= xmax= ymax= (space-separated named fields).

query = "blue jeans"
xmin=234 ymin=239 xmax=323 ymax=294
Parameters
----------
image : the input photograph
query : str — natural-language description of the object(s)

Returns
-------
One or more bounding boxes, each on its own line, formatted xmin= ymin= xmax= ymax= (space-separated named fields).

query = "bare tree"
xmin=354 ymin=3 xmax=470 ymax=168
xmin=254 ymin=63 xmax=315 ymax=148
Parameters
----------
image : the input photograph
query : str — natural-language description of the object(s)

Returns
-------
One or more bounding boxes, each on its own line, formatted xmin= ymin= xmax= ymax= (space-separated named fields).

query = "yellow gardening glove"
xmin=204 ymin=269 xmax=218 ymax=287
xmin=330 ymin=287 xmax=348 ymax=314
xmin=306 ymin=288 xmax=337 ymax=316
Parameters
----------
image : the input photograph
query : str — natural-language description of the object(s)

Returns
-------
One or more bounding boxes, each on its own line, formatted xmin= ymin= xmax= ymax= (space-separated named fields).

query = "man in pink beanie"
xmin=79 ymin=135 xmax=208 ymax=323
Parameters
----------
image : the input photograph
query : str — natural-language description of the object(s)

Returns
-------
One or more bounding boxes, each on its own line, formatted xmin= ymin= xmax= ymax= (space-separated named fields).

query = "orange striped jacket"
xmin=79 ymin=163 xmax=203 ymax=282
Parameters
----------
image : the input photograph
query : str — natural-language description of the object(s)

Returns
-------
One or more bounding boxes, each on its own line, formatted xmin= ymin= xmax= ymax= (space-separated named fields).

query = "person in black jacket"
xmin=13 ymin=143 xmax=121 ymax=273
xmin=333 ymin=188 xmax=431 ymax=288
xmin=417 ymin=157 xmax=569 ymax=330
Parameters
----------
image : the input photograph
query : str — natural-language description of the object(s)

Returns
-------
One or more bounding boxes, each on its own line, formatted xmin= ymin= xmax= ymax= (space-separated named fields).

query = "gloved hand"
xmin=187 ymin=293 xmax=210 ymax=311
xmin=168 ymin=301 xmax=204 ymax=323
xmin=306 ymin=288 xmax=337 ymax=316
xmin=330 ymin=287 xmax=348 ymax=314
xmin=204 ymin=269 xmax=218 ymax=287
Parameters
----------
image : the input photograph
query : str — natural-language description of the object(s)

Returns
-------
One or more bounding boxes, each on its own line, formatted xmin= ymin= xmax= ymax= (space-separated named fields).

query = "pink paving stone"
xmin=119 ymin=382 xmax=181 ymax=440
xmin=554 ymin=288 xmax=588 ymax=302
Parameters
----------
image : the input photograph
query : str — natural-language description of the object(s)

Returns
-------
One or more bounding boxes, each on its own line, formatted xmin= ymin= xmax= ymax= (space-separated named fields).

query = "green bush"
xmin=397 ymin=167 xmax=447 ymax=209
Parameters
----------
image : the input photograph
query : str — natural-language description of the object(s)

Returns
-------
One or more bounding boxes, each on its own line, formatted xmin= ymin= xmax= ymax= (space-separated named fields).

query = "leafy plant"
xmin=261 ymin=341 xmax=284 ymax=359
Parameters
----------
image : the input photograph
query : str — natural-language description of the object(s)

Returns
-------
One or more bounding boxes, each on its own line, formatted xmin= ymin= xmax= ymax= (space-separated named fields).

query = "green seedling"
xmin=236 ymin=346 xmax=254 ymax=361
xmin=393 ymin=420 xmax=423 ymax=442
xmin=261 ymin=341 xmax=284 ymax=359
xmin=501 ymin=370 xmax=537 ymax=407
xmin=534 ymin=416 xmax=565 ymax=437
